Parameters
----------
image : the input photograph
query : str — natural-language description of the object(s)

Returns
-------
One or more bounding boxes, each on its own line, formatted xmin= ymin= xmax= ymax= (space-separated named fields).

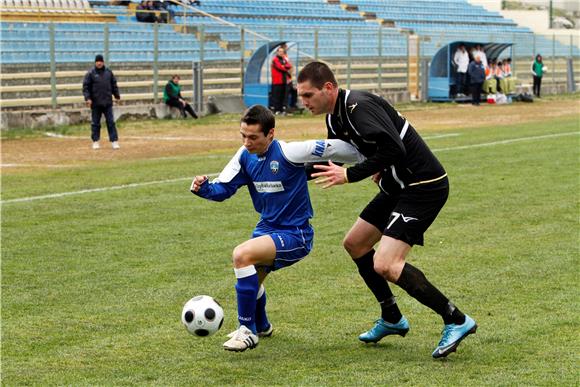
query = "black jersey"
xmin=326 ymin=89 xmax=446 ymax=194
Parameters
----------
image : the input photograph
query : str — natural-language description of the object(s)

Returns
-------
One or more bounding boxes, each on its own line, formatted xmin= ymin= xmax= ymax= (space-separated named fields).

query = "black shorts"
xmin=359 ymin=177 xmax=449 ymax=246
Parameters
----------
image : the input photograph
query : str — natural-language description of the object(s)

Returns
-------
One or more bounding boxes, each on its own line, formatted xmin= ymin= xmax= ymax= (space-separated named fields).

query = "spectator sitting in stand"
xmin=503 ymin=58 xmax=516 ymax=94
xmin=136 ymin=0 xmax=155 ymax=23
xmin=495 ymin=61 xmax=505 ymax=93
xmin=483 ymin=59 xmax=497 ymax=94
xmin=154 ymin=0 xmax=174 ymax=23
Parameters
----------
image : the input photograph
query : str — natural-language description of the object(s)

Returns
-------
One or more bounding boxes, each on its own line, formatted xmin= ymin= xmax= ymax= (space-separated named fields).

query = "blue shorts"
xmin=252 ymin=222 xmax=314 ymax=272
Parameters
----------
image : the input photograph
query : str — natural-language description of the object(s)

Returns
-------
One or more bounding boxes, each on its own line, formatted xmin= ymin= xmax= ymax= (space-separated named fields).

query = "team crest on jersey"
xmin=270 ymin=160 xmax=280 ymax=174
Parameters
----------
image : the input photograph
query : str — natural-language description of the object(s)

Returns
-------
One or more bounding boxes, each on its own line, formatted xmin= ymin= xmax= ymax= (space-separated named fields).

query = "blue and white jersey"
xmin=193 ymin=139 xmax=364 ymax=229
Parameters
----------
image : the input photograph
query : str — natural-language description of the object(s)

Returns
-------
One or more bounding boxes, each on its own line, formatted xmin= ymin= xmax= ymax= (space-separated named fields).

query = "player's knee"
xmin=232 ymin=245 xmax=251 ymax=268
xmin=373 ymin=257 xmax=404 ymax=282
xmin=343 ymin=234 xmax=366 ymax=258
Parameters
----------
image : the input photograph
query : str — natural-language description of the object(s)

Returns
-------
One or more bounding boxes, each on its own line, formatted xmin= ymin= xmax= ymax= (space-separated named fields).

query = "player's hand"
xmin=311 ymin=160 xmax=347 ymax=188
xmin=86 ymin=99 xmax=92 ymax=108
xmin=191 ymin=175 xmax=208 ymax=192
xmin=371 ymin=172 xmax=381 ymax=185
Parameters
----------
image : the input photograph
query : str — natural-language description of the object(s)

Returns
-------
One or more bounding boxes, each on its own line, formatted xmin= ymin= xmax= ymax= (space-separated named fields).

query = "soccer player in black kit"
xmin=297 ymin=61 xmax=477 ymax=358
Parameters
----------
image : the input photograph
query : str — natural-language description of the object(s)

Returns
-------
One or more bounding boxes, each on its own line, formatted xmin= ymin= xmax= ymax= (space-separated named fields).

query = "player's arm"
xmin=342 ymin=101 xmax=406 ymax=183
xmin=191 ymin=147 xmax=248 ymax=201
xmin=280 ymin=139 xmax=365 ymax=165
xmin=312 ymin=100 xmax=406 ymax=187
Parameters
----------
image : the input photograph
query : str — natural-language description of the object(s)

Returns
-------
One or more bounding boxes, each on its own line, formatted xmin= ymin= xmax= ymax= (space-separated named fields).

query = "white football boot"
xmin=227 ymin=324 xmax=273 ymax=338
xmin=223 ymin=325 xmax=258 ymax=352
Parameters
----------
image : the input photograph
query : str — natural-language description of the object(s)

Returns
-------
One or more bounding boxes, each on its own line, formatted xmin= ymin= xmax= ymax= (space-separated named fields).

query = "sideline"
xmin=3 ymin=131 xmax=578 ymax=205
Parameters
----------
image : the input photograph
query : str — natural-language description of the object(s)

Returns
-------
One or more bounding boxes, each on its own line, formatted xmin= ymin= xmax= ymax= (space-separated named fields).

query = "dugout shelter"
xmin=243 ymin=41 xmax=298 ymax=108
xmin=428 ymin=41 xmax=514 ymax=102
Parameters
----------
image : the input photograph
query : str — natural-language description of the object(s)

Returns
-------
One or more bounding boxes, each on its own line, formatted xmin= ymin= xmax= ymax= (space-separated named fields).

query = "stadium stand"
xmin=0 ymin=0 xmax=578 ymax=116
xmin=0 ymin=0 xmax=116 ymax=21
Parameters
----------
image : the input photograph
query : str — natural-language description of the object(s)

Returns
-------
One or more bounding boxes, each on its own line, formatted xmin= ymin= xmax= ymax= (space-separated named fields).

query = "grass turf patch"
xmin=1 ymin=115 xmax=578 ymax=385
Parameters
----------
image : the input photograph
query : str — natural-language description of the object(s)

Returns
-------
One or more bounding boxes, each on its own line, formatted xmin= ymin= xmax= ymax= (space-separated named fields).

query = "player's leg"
xmin=374 ymin=182 xmax=476 ymax=357
xmin=255 ymin=268 xmax=273 ymax=337
xmin=375 ymin=236 xmax=467 ymax=326
xmin=232 ymin=235 xmax=276 ymax=333
xmin=228 ymin=268 xmax=272 ymax=339
xmin=345 ymin=193 xmax=408 ymax=343
xmin=223 ymin=236 xmax=276 ymax=351
xmin=375 ymin=237 xmax=476 ymax=357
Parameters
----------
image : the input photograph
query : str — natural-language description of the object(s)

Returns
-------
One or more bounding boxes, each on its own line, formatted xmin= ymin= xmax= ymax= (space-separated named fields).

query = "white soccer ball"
xmin=181 ymin=295 xmax=224 ymax=337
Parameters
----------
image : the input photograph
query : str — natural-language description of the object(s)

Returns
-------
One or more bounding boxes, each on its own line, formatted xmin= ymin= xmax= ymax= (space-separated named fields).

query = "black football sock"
xmin=354 ymin=250 xmax=403 ymax=324
xmin=396 ymin=263 xmax=465 ymax=325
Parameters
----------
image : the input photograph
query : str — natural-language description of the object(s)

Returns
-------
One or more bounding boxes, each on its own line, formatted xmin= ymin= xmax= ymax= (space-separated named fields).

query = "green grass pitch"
xmin=1 ymin=115 xmax=579 ymax=385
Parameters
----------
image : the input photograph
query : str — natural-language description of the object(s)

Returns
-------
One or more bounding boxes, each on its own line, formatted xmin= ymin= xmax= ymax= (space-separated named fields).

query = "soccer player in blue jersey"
xmin=191 ymin=105 xmax=364 ymax=352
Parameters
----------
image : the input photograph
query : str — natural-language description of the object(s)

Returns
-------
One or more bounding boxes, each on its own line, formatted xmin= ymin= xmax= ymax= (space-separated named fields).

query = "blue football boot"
xmin=358 ymin=316 xmax=410 ymax=343
xmin=432 ymin=314 xmax=477 ymax=358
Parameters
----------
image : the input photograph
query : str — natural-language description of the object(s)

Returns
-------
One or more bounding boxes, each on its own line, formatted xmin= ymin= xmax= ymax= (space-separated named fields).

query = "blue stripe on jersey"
xmin=312 ymin=140 xmax=326 ymax=157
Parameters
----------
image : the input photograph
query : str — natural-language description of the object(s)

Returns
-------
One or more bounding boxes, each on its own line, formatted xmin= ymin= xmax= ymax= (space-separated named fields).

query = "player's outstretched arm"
xmin=190 ymin=175 xmax=208 ymax=192
xmin=280 ymin=139 xmax=365 ymax=164
xmin=190 ymin=147 xmax=249 ymax=201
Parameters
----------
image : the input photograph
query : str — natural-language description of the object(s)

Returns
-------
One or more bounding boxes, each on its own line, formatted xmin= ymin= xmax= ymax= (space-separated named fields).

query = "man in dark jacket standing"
xmin=83 ymin=54 xmax=121 ymax=150
xmin=467 ymin=55 xmax=485 ymax=106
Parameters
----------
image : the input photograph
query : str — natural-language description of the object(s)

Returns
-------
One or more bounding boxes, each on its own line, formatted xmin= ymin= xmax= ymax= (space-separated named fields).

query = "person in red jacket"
xmin=271 ymin=46 xmax=292 ymax=114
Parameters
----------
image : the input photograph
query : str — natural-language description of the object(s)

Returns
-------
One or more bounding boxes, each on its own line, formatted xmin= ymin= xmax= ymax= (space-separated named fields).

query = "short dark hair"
xmin=297 ymin=61 xmax=338 ymax=89
xmin=241 ymin=105 xmax=275 ymax=136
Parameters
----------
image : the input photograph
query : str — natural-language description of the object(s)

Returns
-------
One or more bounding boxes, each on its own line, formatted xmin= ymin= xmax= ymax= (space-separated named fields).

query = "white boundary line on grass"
xmin=3 ymin=131 xmax=578 ymax=205
xmin=1 ymin=174 xmax=219 ymax=204
xmin=44 ymin=132 xmax=236 ymax=142
xmin=45 ymin=132 xmax=460 ymax=141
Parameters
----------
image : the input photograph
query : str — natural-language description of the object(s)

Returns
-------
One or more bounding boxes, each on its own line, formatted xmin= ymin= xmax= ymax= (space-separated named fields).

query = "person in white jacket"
xmin=453 ymin=44 xmax=469 ymax=97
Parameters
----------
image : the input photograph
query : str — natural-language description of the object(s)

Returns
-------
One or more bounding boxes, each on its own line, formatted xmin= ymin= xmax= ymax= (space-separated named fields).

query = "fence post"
xmin=153 ymin=22 xmax=159 ymax=104
xmin=406 ymin=33 xmax=410 ymax=94
xmin=314 ymin=28 xmax=319 ymax=61
xmin=378 ymin=26 xmax=382 ymax=91
xmin=193 ymin=61 xmax=203 ymax=114
xmin=200 ymin=24 xmax=205 ymax=64
xmin=552 ymin=34 xmax=556 ymax=87
xmin=104 ymin=23 xmax=109 ymax=64
xmin=240 ymin=27 xmax=245 ymax=95
xmin=566 ymin=57 xmax=576 ymax=92
xmin=347 ymin=28 xmax=352 ymax=89
xmin=420 ymin=58 xmax=429 ymax=102
xmin=49 ymin=23 xmax=57 ymax=109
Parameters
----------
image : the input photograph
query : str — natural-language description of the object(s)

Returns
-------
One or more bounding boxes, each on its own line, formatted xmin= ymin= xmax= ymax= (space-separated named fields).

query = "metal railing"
xmin=1 ymin=3 xmax=579 ymax=109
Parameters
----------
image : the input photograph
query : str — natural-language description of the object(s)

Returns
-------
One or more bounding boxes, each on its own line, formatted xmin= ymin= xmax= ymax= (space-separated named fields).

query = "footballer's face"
xmin=297 ymin=80 xmax=336 ymax=115
xmin=240 ymin=122 xmax=274 ymax=154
